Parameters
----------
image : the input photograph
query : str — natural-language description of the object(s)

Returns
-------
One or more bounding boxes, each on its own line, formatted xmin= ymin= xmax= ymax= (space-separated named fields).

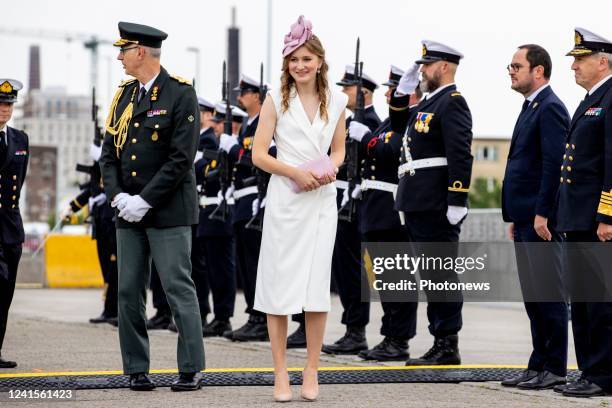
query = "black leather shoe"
xmin=203 ymin=319 xmax=232 ymax=337
xmin=358 ymin=337 xmax=409 ymax=361
xmin=146 ymin=310 xmax=172 ymax=330
xmin=0 ymin=355 xmax=17 ymax=369
xmin=129 ymin=373 xmax=156 ymax=391
xmin=286 ymin=323 xmax=307 ymax=348
xmin=171 ymin=372 xmax=203 ymax=391
xmin=106 ymin=317 xmax=119 ymax=327
xmin=168 ymin=320 xmax=178 ymax=333
xmin=553 ymin=383 xmax=569 ymax=393
xmin=501 ymin=369 xmax=539 ymax=387
xmin=517 ymin=371 xmax=566 ymax=390
xmin=227 ymin=316 xmax=269 ymax=342
xmin=562 ymin=379 xmax=606 ymax=397
xmin=405 ymin=335 xmax=461 ymax=366
xmin=322 ymin=326 xmax=368 ymax=355
xmin=89 ymin=313 xmax=112 ymax=324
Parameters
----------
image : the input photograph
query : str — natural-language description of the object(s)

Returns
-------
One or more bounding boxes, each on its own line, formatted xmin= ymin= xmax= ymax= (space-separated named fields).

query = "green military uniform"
xmin=99 ymin=22 xmax=204 ymax=376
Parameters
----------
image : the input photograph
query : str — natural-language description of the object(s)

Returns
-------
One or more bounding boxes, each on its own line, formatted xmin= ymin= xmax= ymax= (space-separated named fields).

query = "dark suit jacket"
xmin=502 ymin=86 xmax=569 ymax=224
xmin=557 ymin=76 xmax=612 ymax=231
xmin=100 ymin=67 xmax=199 ymax=229
xmin=0 ymin=126 xmax=29 ymax=244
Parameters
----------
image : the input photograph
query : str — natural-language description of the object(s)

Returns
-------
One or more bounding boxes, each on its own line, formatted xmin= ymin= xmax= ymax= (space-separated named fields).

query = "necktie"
xmin=0 ymin=130 xmax=6 ymax=160
xmin=137 ymin=87 xmax=146 ymax=104
xmin=520 ymin=99 xmax=530 ymax=115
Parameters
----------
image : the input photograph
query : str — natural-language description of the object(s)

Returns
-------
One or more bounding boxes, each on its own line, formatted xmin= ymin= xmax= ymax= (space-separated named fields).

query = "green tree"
xmin=469 ymin=177 xmax=502 ymax=208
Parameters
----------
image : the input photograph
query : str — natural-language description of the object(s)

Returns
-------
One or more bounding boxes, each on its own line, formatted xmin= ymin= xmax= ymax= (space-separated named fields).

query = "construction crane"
xmin=0 ymin=27 xmax=113 ymax=96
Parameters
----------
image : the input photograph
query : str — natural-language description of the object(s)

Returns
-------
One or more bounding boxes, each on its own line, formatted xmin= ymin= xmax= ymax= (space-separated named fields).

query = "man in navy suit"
xmin=0 ymin=79 xmax=28 ymax=369
xmin=500 ymin=45 xmax=570 ymax=389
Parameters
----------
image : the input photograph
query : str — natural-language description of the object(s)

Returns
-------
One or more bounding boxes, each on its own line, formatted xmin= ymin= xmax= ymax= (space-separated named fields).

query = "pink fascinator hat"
xmin=282 ymin=15 xmax=314 ymax=57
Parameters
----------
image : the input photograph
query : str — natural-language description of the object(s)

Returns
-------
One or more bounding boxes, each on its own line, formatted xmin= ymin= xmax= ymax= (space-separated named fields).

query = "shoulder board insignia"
xmin=119 ymin=78 xmax=137 ymax=88
xmin=450 ymin=92 xmax=462 ymax=97
xmin=170 ymin=75 xmax=192 ymax=85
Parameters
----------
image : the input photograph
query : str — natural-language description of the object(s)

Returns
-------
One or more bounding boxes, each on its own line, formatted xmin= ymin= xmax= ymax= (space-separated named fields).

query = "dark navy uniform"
xmin=556 ymin=28 xmax=612 ymax=396
xmin=359 ymin=117 xmax=417 ymax=346
xmin=322 ymin=65 xmax=381 ymax=354
xmin=390 ymin=41 xmax=473 ymax=365
xmin=195 ymin=125 xmax=236 ymax=327
xmin=0 ymin=78 xmax=28 ymax=368
xmin=69 ymin=159 xmax=119 ymax=323
xmin=502 ymin=83 xmax=570 ymax=381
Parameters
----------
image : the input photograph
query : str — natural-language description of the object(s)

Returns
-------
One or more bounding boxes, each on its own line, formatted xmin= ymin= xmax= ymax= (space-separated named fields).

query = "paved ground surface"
xmin=0 ymin=288 xmax=607 ymax=407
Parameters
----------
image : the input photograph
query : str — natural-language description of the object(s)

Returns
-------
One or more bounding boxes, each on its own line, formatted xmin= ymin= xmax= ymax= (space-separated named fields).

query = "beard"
xmin=511 ymin=79 xmax=534 ymax=96
xmin=421 ymin=70 xmax=442 ymax=93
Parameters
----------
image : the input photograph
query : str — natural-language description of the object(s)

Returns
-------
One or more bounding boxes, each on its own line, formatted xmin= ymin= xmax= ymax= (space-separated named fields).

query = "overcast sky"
xmin=3 ymin=0 xmax=611 ymax=136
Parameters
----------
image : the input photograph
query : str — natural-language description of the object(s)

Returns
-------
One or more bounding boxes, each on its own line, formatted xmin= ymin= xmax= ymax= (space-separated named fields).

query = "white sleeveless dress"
xmin=254 ymin=87 xmax=348 ymax=315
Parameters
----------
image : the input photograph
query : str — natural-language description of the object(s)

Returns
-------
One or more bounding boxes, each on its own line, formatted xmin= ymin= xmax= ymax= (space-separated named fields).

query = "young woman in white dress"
xmin=251 ymin=16 xmax=348 ymax=403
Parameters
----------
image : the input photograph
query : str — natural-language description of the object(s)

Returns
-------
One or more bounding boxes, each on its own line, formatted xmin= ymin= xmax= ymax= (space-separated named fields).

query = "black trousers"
xmin=95 ymin=217 xmax=118 ymax=318
xmin=363 ymin=229 xmax=417 ymax=340
xmin=565 ymin=230 xmax=612 ymax=391
xmin=0 ymin=243 xmax=22 ymax=351
xmin=404 ymin=210 xmax=463 ymax=337
xmin=332 ymin=216 xmax=369 ymax=328
xmin=513 ymin=222 xmax=568 ymax=376
xmin=200 ymin=235 xmax=236 ymax=320
xmin=234 ymin=220 xmax=264 ymax=318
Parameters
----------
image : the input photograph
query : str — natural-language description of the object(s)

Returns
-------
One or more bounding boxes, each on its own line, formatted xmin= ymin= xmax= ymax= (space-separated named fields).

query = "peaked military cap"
xmin=566 ymin=27 xmax=612 ymax=56
xmin=0 ymin=79 xmax=23 ymax=103
xmin=336 ymin=64 xmax=379 ymax=92
xmin=233 ymin=74 xmax=269 ymax=93
xmin=382 ymin=65 xmax=405 ymax=87
xmin=416 ymin=40 xmax=464 ymax=65
xmin=113 ymin=22 xmax=168 ymax=48
xmin=197 ymin=96 xmax=216 ymax=113
xmin=212 ymin=102 xmax=248 ymax=123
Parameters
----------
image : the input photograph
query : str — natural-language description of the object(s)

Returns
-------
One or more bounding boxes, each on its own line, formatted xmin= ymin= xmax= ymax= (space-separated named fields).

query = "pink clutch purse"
xmin=290 ymin=155 xmax=336 ymax=193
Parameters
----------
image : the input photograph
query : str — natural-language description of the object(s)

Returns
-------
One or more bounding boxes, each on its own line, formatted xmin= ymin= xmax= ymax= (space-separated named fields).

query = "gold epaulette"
xmin=450 ymin=92 xmax=462 ymax=97
xmin=170 ymin=75 xmax=192 ymax=85
xmin=119 ymin=78 xmax=137 ymax=88
xmin=448 ymin=180 xmax=469 ymax=193
xmin=598 ymin=189 xmax=612 ymax=216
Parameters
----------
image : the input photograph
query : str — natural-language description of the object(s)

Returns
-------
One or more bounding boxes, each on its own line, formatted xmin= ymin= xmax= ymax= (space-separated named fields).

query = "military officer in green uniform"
xmin=100 ymin=22 xmax=204 ymax=392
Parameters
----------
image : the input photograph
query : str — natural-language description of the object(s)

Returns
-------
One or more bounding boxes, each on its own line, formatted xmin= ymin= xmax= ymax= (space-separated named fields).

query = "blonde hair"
xmin=280 ymin=35 xmax=329 ymax=122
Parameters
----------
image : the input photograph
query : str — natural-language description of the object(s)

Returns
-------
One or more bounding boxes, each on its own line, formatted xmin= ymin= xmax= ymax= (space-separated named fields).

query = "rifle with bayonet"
xmin=245 ymin=62 xmax=269 ymax=231
xmin=208 ymin=61 xmax=232 ymax=222
xmin=338 ymin=38 xmax=363 ymax=222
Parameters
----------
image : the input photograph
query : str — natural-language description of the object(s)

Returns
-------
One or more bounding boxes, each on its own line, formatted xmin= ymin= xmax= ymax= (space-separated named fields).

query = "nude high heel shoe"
xmin=274 ymin=373 xmax=292 ymax=403
xmin=300 ymin=369 xmax=319 ymax=401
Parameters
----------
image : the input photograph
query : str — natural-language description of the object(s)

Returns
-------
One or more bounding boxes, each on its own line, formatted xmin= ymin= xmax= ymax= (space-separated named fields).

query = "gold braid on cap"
xmin=105 ymin=86 xmax=137 ymax=157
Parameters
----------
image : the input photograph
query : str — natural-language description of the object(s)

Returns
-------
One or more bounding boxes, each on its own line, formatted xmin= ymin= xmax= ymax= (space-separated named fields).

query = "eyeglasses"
xmin=119 ymin=46 xmax=139 ymax=55
xmin=506 ymin=63 xmax=526 ymax=73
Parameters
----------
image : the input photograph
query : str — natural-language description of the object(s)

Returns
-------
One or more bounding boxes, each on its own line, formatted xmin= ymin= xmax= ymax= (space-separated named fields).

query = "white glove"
xmin=219 ymin=133 xmax=238 ymax=153
xmin=348 ymin=121 xmax=370 ymax=143
xmin=111 ymin=192 xmax=130 ymax=211
xmin=118 ymin=195 xmax=152 ymax=223
xmin=396 ymin=63 xmax=420 ymax=96
xmin=446 ymin=205 xmax=468 ymax=225
xmin=60 ymin=205 xmax=73 ymax=220
xmin=252 ymin=198 xmax=260 ymax=217
xmin=340 ymin=188 xmax=349 ymax=207
xmin=224 ymin=184 xmax=235 ymax=201
xmin=260 ymin=197 xmax=266 ymax=208
xmin=351 ymin=184 xmax=362 ymax=200
xmin=194 ymin=150 xmax=203 ymax=163
xmin=217 ymin=190 xmax=224 ymax=204
xmin=89 ymin=143 xmax=102 ymax=162
xmin=88 ymin=193 xmax=107 ymax=210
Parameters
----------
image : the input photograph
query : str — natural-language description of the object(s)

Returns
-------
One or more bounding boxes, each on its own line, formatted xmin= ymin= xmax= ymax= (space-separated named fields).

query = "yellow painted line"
xmin=0 ymin=365 xmax=579 ymax=379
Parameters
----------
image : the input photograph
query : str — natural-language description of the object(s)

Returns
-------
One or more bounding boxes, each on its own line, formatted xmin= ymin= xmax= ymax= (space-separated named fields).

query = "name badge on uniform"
xmin=585 ymin=107 xmax=603 ymax=116
xmin=15 ymin=150 xmax=27 ymax=156
xmin=146 ymin=109 xmax=167 ymax=117
xmin=414 ymin=112 xmax=434 ymax=133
